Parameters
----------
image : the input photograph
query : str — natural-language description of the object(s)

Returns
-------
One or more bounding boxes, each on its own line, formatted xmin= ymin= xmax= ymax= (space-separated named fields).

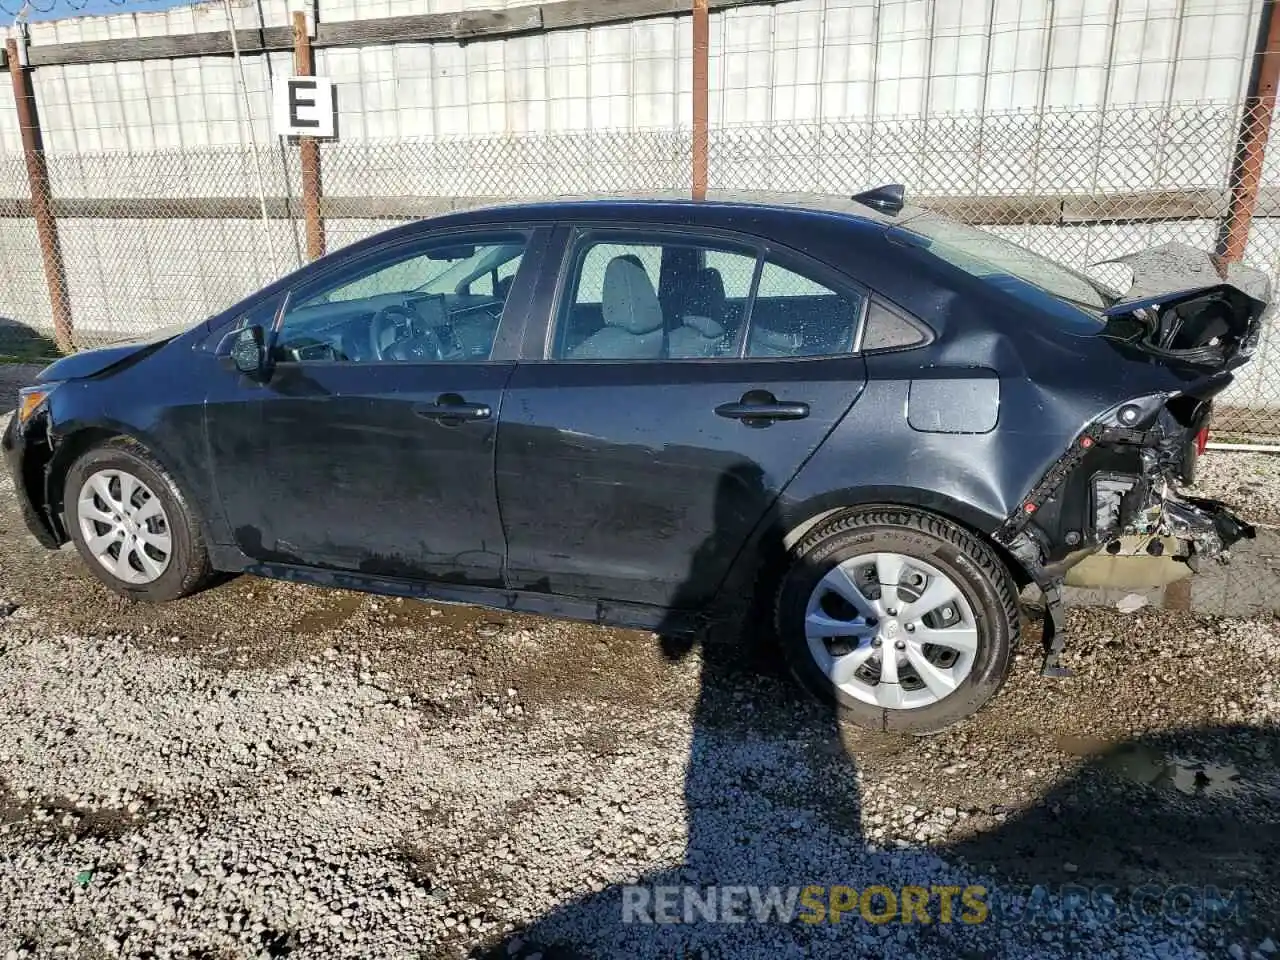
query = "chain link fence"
xmin=0 ymin=101 xmax=1278 ymax=440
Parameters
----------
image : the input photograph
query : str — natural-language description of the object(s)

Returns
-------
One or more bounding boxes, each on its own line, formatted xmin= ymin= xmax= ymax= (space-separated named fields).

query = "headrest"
xmin=686 ymin=267 xmax=728 ymax=320
xmin=602 ymin=256 xmax=664 ymax=335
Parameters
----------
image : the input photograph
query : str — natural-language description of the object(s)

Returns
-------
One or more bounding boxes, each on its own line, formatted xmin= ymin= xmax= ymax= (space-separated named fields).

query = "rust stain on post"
xmin=692 ymin=0 xmax=709 ymax=200
xmin=1222 ymin=1 xmax=1280 ymax=262
xmin=7 ymin=39 xmax=73 ymax=353
xmin=293 ymin=11 xmax=326 ymax=261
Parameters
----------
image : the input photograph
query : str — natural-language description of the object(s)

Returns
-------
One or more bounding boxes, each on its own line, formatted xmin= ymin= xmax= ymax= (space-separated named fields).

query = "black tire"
xmin=62 ymin=437 xmax=214 ymax=603
xmin=775 ymin=505 xmax=1019 ymax=734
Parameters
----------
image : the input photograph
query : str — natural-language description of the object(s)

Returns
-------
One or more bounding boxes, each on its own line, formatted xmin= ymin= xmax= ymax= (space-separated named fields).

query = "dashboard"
xmin=275 ymin=292 xmax=504 ymax=363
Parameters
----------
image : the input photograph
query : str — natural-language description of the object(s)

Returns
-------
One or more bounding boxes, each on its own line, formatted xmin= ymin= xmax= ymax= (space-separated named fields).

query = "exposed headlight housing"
xmin=16 ymin=383 xmax=59 ymax=425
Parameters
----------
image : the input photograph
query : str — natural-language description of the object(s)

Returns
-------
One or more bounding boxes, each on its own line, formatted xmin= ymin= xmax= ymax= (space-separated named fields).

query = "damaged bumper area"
xmin=993 ymin=244 xmax=1270 ymax=676
xmin=2 ymin=406 xmax=66 ymax=550
xmin=996 ymin=393 xmax=1256 ymax=587
xmin=1138 ymin=490 xmax=1255 ymax=565
xmin=995 ymin=394 xmax=1256 ymax=676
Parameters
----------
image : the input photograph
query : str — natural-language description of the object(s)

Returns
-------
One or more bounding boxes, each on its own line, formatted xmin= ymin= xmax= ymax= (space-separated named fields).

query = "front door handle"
xmin=413 ymin=393 xmax=492 ymax=423
xmin=715 ymin=390 xmax=810 ymax=425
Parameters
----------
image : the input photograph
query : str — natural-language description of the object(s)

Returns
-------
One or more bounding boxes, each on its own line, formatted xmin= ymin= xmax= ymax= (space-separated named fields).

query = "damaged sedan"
xmin=2 ymin=190 xmax=1263 ymax=732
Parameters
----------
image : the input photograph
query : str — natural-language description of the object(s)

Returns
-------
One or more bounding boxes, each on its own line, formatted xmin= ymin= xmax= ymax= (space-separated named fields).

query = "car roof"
xmin=438 ymin=189 xmax=927 ymax=227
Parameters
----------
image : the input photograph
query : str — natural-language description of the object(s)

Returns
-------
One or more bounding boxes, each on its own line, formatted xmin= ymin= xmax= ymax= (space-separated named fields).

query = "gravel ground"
xmin=1 ymin=410 xmax=1279 ymax=959
xmin=1195 ymin=450 xmax=1280 ymax=527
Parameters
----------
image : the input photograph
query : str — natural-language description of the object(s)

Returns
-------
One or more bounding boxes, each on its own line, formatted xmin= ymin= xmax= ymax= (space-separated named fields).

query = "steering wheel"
xmin=369 ymin=303 xmax=444 ymax=362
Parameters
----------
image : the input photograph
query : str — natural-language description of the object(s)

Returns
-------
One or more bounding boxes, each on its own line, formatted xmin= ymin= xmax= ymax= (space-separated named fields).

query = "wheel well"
xmin=782 ymin=502 xmax=1033 ymax=591
xmin=45 ymin=426 xmax=126 ymax=539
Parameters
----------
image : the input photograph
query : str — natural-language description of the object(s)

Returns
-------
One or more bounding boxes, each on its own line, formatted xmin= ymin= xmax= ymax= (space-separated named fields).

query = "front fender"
xmin=38 ymin=373 xmax=218 ymax=545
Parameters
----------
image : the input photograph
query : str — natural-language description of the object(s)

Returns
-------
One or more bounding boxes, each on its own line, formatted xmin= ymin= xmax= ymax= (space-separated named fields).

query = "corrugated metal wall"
xmin=0 ymin=0 xmax=1278 ymax=431
xmin=0 ymin=0 xmax=1263 ymax=158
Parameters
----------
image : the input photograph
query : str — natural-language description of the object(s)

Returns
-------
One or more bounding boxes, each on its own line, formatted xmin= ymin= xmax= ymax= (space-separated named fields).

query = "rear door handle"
xmin=715 ymin=393 xmax=810 ymax=423
xmin=413 ymin=394 xmax=492 ymax=422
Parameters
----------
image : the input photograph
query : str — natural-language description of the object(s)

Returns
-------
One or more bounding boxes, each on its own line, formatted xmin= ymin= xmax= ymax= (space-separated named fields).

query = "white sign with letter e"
xmin=272 ymin=76 xmax=336 ymax=138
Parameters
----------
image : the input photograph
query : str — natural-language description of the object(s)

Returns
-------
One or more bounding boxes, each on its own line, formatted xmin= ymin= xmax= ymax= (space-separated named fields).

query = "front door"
xmin=496 ymin=227 xmax=870 ymax=608
xmin=206 ymin=227 xmax=547 ymax=586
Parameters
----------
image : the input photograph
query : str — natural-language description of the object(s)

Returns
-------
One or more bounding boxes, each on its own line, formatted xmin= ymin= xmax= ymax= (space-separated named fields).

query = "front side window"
xmin=274 ymin=234 xmax=527 ymax=363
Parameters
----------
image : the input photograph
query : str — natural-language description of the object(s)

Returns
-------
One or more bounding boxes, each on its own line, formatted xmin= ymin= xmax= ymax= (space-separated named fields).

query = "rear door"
xmin=495 ymin=225 xmax=869 ymax=608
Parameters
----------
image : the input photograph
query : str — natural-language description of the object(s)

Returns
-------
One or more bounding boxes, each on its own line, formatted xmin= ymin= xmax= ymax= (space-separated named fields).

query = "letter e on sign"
xmin=273 ymin=76 xmax=335 ymax=138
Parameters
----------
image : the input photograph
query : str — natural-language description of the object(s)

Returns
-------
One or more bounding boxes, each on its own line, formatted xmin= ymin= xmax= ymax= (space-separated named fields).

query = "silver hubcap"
xmin=804 ymin=552 xmax=979 ymax=710
xmin=77 ymin=469 xmax=172 ymax=585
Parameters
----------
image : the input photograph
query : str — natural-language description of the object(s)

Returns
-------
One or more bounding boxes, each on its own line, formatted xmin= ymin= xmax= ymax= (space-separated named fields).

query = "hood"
xmin=36 ymin=323 xmax=192 ymax=383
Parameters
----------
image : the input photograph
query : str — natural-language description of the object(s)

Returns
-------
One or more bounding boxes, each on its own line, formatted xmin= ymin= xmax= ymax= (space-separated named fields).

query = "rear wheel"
xmin=63 ymin=438 xmax=214 ymax=602
xmin=775 ymin=506 xmax=1019 ymax=734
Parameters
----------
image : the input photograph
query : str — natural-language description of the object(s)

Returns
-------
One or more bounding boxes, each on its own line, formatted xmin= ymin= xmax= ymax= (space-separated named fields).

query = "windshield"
xmin=417 ymin=243 xmax=524 ymax=295
xmin=894 ymin=213 xmax=1115 ymax=315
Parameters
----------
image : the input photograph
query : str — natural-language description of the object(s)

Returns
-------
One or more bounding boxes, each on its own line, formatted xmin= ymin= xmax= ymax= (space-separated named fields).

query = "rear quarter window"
xmin=861 ymin=300 xmax=931 ymax=351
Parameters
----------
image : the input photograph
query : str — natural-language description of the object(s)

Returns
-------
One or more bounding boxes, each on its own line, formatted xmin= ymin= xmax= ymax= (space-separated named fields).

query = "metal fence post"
xmin=1221 ymin=0 xmax=1280 ymax=262
xmin=6 ymin=35 xmax=73 ymax=353
xmin=692 ymin=0 xmax=709 ymax=200
xmin=293 ymin=10 xmax=325 ymax=261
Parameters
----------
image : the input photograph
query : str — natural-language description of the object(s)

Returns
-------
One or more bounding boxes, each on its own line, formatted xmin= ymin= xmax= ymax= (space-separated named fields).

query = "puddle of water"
xmin=1056 ymin=736 xmax=1244 ymax=798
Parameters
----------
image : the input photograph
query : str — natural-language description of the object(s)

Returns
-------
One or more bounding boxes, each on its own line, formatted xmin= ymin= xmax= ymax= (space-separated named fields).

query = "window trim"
xmin=541 ymin=223 xmax=874 ymax=363
xmin=268 ymin=225 xmax=541 ymax=368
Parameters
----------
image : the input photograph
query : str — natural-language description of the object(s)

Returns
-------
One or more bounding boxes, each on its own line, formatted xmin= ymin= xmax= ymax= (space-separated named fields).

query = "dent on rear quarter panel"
xmin=775 ymin=367 xmax=1021 ymax=538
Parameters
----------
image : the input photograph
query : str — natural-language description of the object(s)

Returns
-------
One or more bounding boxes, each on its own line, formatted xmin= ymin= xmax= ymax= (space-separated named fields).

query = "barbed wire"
xmin=1 ymin=0 xmax=172 ymax=17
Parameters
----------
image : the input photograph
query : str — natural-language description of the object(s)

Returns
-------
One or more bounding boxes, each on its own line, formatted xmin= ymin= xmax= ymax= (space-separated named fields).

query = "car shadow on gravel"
xmin=467 ymin=467 xmax=1280 ymax=957
xmin=474 ymin=709 xmax=1279 ymax=958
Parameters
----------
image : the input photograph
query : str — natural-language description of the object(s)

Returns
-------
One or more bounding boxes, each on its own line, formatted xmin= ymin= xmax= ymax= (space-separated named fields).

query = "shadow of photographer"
xmin=474 ymin=462 xmax=1279 ymax=958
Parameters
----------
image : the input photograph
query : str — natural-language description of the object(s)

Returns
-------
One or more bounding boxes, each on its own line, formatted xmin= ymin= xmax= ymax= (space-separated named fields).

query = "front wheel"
xmin=63 ymin=438 xmax=214 ymax=603
xmin=775 ymin=506 xmax=1019 ymax=734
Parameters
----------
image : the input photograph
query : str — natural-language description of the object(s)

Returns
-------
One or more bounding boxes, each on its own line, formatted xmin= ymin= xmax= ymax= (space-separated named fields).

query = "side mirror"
xmin=231 ymin=324 xmax=267 ymax=377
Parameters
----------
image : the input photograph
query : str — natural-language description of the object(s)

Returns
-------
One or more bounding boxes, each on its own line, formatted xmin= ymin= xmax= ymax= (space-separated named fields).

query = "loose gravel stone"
xmin=0 ymin=410 xmax=1278 ymax=958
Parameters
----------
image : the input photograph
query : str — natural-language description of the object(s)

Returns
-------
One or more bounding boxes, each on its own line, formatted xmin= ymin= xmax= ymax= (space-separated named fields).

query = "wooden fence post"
xmin=293 ymin=10 xmax=325 ymax=260
xmin=692 ymin=0 xmax=709 ymax=200
xmin=6 ymin=36 xmax=73 ymax=353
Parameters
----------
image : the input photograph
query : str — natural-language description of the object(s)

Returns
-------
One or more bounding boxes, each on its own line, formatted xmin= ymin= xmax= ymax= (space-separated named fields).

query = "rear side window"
xmin=745 ymin=261 xmax=863 ymax=358
xmin=549 ymin=232 xmax=872 ymax=361
xmin=554 ymin=236 xmax=756 ymax=360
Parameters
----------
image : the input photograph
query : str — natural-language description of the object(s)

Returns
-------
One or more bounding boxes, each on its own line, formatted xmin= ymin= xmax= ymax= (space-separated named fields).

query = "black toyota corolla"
xmin=2 ymin=188 xmax=1264 ymax=732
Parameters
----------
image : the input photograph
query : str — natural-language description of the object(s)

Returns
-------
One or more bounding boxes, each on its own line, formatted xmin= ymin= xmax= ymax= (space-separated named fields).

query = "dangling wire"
xmin=222 ymin=0 xmax=278 ymax=277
